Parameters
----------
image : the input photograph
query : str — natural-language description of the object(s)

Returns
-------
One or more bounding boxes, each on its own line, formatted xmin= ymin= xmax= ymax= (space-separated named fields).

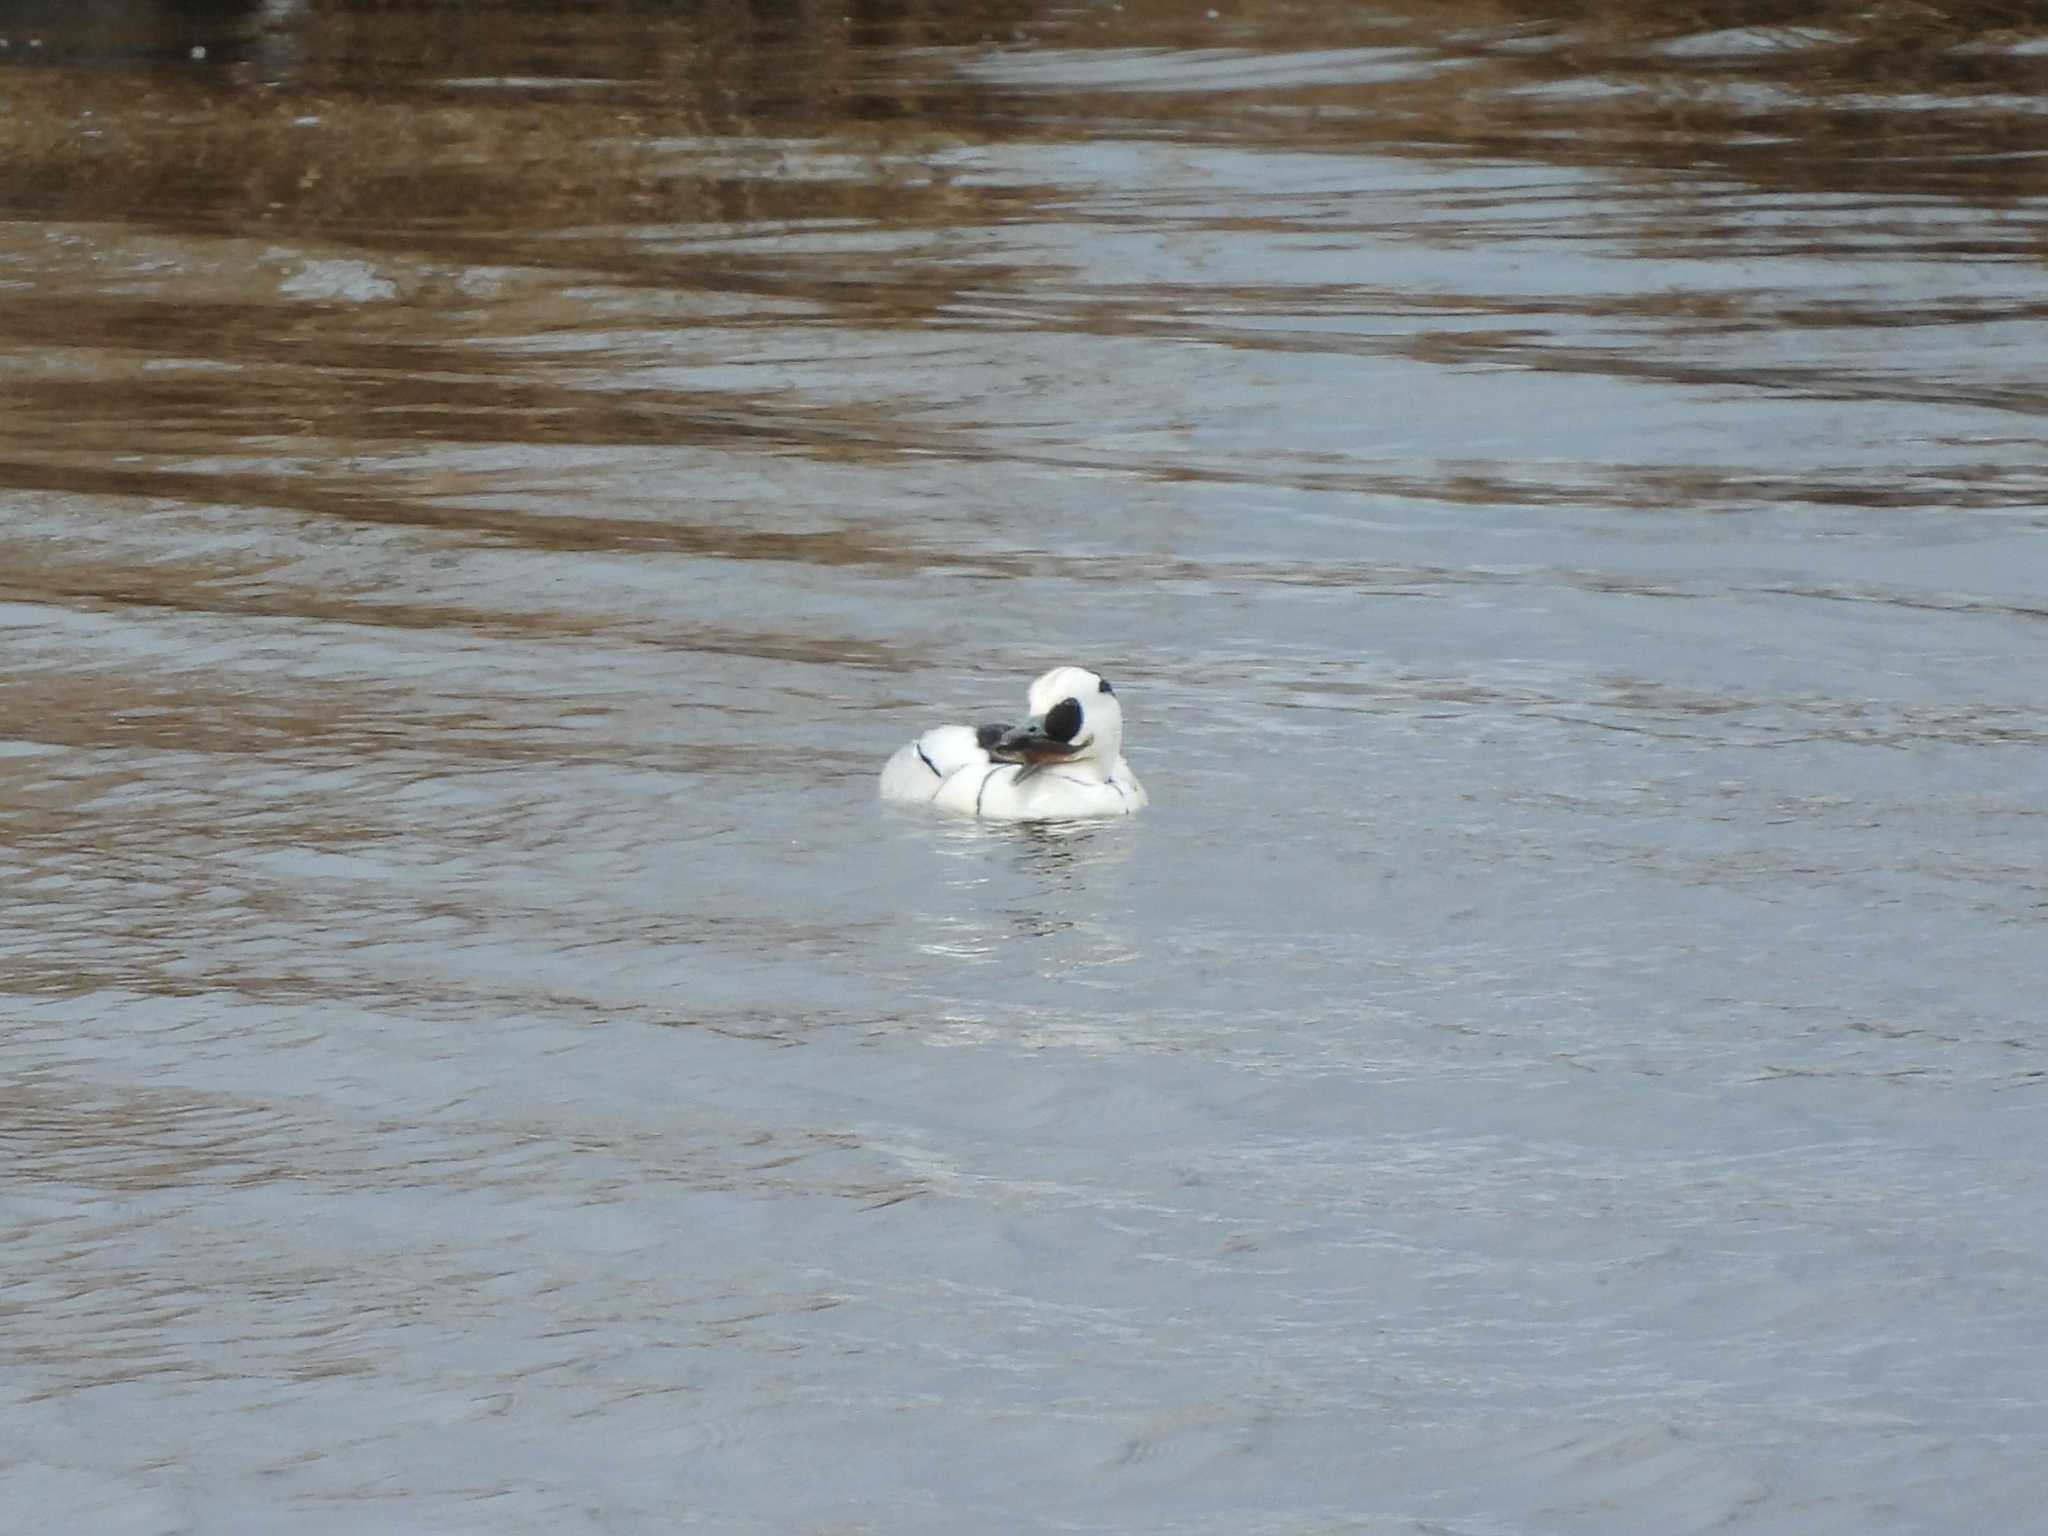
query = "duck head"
xmin=990 ymin=665 xmax=1125 ymax=776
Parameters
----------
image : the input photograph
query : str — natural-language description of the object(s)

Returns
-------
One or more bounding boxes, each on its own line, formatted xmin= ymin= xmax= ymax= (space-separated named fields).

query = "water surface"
xmin=4 ymin=2 xmax=2047 ymax=1531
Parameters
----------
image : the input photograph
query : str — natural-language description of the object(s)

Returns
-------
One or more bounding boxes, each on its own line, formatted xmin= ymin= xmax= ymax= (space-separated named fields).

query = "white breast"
xmin=929 ymin=761 xmax=1146 ymax=821
xmin=879 ymin=728 xmax=1147 ymax=821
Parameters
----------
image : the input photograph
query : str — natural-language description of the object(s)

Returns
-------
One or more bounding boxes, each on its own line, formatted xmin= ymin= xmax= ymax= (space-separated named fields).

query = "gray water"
xmin=4 ymin=3 xmax=2048 ymax=1532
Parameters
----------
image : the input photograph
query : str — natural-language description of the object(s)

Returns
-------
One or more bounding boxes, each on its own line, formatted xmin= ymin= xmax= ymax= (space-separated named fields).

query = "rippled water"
xmin=4 ymin=2 xmax=2047 ymax=1532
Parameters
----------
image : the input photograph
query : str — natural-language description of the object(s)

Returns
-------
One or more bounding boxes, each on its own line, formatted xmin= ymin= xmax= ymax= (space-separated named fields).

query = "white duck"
xmin=879 ymin=665 xmax=1148 ymax=821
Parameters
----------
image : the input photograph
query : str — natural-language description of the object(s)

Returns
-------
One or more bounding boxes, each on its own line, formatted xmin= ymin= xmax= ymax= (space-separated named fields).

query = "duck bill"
xmin=990 ymin=718 xmax=1082 ymax=766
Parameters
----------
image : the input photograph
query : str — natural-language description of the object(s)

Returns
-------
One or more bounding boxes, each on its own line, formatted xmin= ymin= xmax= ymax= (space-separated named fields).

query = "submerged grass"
xmin=0 ymin=0 xmax=2038 ymax=517
xmin=0 ymin=0 xmax=2040 ymax=242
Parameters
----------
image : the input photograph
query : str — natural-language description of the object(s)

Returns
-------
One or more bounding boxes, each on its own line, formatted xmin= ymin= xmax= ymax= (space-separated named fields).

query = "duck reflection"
xmin=914 ymin=814 xmax=1139 ymax=950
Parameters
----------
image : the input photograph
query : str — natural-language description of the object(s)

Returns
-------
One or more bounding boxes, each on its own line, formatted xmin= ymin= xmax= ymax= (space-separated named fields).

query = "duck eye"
xmin=1098 ymin=677 xmax=1114 ymax=695
xmin=1045 ymin=697 xmax=1083 ymax=742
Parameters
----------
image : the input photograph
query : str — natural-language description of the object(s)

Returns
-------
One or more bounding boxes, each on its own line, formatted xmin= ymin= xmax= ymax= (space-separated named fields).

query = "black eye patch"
xmin=1098 ymin=677 xmax=1114 ymax=695
xmin=1045 ymin=697 xmax=1084 ymax=742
